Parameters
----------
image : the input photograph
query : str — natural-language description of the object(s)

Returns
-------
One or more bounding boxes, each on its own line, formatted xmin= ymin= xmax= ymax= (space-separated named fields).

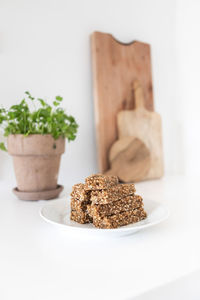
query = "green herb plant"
xmin=0 ymin=91 xmax=78 ymax=151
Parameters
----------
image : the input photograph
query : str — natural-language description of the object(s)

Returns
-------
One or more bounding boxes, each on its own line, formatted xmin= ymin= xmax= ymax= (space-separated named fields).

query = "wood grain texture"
xmin=108 ymin=80 xmax=164 ymax=182
xmin=91 ymin=31 xmax=154 ymax=172
xmin=106 ymin=137 xmax=151 ymax=182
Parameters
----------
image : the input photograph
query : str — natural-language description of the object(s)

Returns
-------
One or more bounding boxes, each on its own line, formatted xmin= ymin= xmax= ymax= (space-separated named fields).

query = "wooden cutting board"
xmin=106 ymin=80 xmax=164 ymax=182
xmin=91 ymin=31 xmax=154 ymax=173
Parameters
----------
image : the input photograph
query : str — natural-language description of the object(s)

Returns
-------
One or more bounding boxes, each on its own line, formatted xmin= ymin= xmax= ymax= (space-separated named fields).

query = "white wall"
xmin=176 ymin=0 xmax=200 ymax=176
xmin=0 ymin=0 xmax=178 ymax=187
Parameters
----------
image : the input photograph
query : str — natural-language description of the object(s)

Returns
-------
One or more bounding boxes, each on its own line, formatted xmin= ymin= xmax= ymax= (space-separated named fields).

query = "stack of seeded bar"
xmin=86 ymin=174 xmax=147 ymax=228
xmin=70 ymin=174 xmax=147 ymax=229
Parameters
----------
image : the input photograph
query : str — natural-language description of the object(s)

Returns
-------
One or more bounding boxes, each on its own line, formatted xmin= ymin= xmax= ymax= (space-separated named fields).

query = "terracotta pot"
xmin=7 ymin=134 xmax=65 ymax=198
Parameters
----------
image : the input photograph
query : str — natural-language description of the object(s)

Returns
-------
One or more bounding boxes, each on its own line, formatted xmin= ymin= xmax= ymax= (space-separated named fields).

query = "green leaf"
xmin=55 ymin=96 xmax=63 ymax=102
xmin=53 ymin=101 xmax=60 ymax=107
xmin=20 ymin=99 xmax=26 ymax=106
xmin=25 ymin=91 xmax=34 ymax=101
xmin=38 ymin=98 xmax=47 ymax=107
xmin=8 ymin=111 xmax=17 ymax=119
xmin=0 ymin=142 xmax=7 ymax=151
xmin=11 ymin=105 xmax=20 ymax=110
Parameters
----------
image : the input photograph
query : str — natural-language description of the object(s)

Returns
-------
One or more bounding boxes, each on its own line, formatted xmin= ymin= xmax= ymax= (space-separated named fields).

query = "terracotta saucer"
xmin=13 ymin=185 xmax=64 ymax=201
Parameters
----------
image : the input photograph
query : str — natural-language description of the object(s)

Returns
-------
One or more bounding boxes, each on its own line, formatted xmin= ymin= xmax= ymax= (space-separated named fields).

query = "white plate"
xmin=40 ymin=198 xmax=169 ymax=237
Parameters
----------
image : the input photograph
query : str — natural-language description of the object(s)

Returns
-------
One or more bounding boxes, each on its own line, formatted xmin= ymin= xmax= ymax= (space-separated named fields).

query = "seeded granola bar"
xmin=87 ymin=194 xmax=143 ymax=217
xmin=70 ymin=209 xmax=92 ymax=224
xmin=92 ymin=208 xmax=147 ymax=229
xmin=70 ymin=183 xmax=90 ymax=201
xmin=85 ymin=174 xmax=119 ymax=190
xmin=90 ymin=183 xmax=136 ymax=204
xmin=70 ymin=183 xmax=92 ymax=224
xmin=71 ymin=197 xmax=90 ymax=211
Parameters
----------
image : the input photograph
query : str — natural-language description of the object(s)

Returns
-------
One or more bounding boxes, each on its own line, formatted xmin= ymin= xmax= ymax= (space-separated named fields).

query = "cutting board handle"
xmin=133 ymin=80 xmax=145 ymax=109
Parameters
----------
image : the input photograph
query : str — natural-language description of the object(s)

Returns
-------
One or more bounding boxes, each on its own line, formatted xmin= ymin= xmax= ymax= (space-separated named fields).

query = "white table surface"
xmin=0 ymin=175 xmax=200 ymax=300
